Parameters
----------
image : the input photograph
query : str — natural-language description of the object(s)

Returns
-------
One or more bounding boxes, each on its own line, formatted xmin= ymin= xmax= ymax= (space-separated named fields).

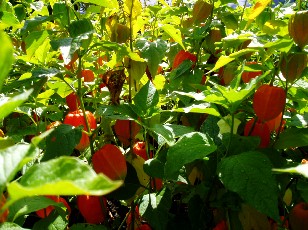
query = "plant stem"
xmin=77 ymin=54 xmax=95 ymax=155
xmin=225 ymin=113 xmax=235 ymax=156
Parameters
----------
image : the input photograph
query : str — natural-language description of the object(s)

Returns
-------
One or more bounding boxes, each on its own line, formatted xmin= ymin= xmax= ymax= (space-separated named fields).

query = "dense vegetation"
xmin=0 ymin=0 xmax=307 ymax=229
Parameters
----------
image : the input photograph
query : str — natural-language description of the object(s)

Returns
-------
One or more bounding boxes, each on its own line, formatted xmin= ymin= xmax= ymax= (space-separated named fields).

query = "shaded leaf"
xmin=139 ymin=189 xmax=172 ymax=230
xmin=43 ymin=124 xmax=82 ymax=161
xmin=165 ymin=132 xmax=216 ymax=180
xmin=218 ymin=151 xmax=279 ymax=221
xmin=134 ymin=81 xmax=159 ymax=116
xmin=274 ymin=127 xmax=308 ymax=149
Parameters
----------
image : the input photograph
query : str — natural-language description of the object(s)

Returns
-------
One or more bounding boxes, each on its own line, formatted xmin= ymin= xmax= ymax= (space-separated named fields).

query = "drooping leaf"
xmin=165 ymin=132 xmax=216 ymax=180
xmin=6 ymin=156 xmax=122 ymax=203
xmin=218 ymin=151 xmax=279 ymax=221
xmin=0 ymin=31 xmax=14 ymax=92
xmin=161 ymin=24 xmax=185 ymax=50
xmin=247 ymin=0 xmax=271 ymax=26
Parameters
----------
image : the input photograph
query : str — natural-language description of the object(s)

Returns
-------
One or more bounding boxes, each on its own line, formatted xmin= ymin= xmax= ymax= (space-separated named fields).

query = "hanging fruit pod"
xmin=244 ymin=118 xmax=271 ymax=148
xmin=280 ymin=52 xmax=308 ymax=83
xmin=253 ymin=85 xmax=286 ymax=122
xmin=288 ymin=10 xmax=308 ymax=49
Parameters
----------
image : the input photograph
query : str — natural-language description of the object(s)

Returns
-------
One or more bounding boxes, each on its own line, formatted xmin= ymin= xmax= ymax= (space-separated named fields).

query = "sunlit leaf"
xmin=75 ymin=0 xmax=119 ymax=9
xmin=0 ymin=90 xmax=33 ymax=120
xmin=0 ymin=31 xmax=14 ymax=92
xmin=161 ymin=24 xmax=185 ymax=50
xmin=7 ymin=156 xmax=122 ymax=203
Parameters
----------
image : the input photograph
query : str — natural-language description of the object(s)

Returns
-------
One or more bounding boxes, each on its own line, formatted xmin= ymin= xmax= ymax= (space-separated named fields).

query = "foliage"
xmin=0 ymin=0 xmax=308 ymax=229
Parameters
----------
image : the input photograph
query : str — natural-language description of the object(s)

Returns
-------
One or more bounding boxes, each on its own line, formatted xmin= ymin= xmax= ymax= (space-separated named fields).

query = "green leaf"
xmin=43 ymin=124 xmax=82 ymax=161
xmin=210 ymin=55 xmax=235 ymax=73
xmin=213 ymin=85 xmax=256 ymax=113
xmin=0 ymin=90 xmax=33 ymax=121
xmin=130 ymin=60 xmax=147 ymax=83
xmin=171 ymin=103 xmax=220 ymax=117
xmin=0 ymin=11 xmax=20 ymax=29
xmin=0 ymin=222 xmax=30 ymax=230
xmin=218 ymin=151 xmax=279 ymax=221
xmin=139 ymin=189 xmax=172 ymax=230
xmin=32 ymin=210 xmax=68 ymax=230
xmin=161 ymin=24 xmax=185 ymax=50
xmin=0 ymin=143 xmax=39 ymax=194
xmin=21 ymin=16 xmax=50 ymax=34
xmin=222 ymin=134 xmax=260 ymax=155
xmin=136 ymin=39 xmax=168 ymax=77
xmin=53 ymin=2 xmax=69 ymax=27
xmin=25 ymin=31 xmax=49 ymax=59
xmin=124 ymin=0 xmax=142 ymax=21
xmin=288 ymin=114 xmax=308 ymax=127
xmin=96 ymin=104 xmax=139 ymax=120
xmin=0 ymin=31 xmax=14 ymax=92
xmin=165 ymin=132 xmax=216 ymax=180
xmin=134 ymin=81 xmax=159 ymax=116
xmin=264 ymin=39 xmax=293 ymax=53
xmin=144 ymin=158 xmax=165 ymax=178
xmin=274 ymin=127 xmax=308 ymax=149
xmin=6 ymin=156 xmax=122 ymax=203
xmin=149 ymin=124 xmax=195 ymax=146
xmin=8 ymin=196 xmax=66 ymax=222
xmin=75 ymin=0 xmax=119 ymax=9
xmin=69 ymin=19 xmax=94 ymax=38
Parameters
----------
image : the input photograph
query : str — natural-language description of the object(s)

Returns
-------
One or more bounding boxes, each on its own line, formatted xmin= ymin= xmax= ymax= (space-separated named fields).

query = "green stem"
xmin=240 ymin=0 xmax=248 ymax=23
xmin=225 ymin=113 xmax=235 ymax=156
xmin=273 ymin=84 xmax=288 ymax=145
xmin=77 ymin=55 xmax=95 ymax=155
xmin=128 ymin=0 xmax=135 ymax=150
xmin=298 ymin=0 xmax=302 ymax=11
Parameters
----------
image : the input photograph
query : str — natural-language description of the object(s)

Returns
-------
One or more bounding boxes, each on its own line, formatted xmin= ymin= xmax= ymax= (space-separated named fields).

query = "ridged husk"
xmin=280 ymin=53 xmax=308 ymax=83
xmin=288 ymin=10 xmax=308 ymax=49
